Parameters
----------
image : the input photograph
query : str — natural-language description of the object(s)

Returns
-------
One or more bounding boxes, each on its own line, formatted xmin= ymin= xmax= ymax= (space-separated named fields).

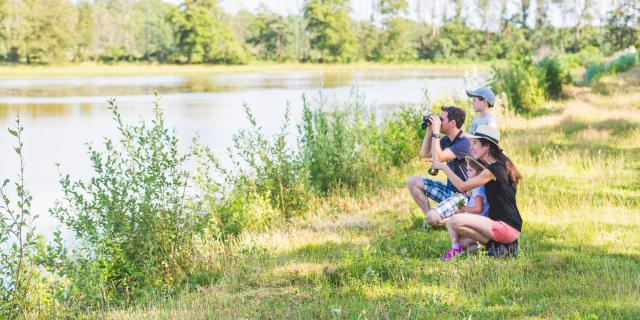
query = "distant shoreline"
xmin=0 ymin=62 xmax=491 ymax=78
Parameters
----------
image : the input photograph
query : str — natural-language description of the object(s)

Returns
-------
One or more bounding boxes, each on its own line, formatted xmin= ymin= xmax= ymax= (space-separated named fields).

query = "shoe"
xmin=441 ymin=247 xmax=463 ymax=261
xmin=485 ymin=239 xmax=519 ymax=258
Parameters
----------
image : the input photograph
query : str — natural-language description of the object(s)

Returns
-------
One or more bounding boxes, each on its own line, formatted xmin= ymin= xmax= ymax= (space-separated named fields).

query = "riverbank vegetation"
xmin=0 ymin=0 xmax=637 ymax=66
xmin=1 ymin=49 xmax=640 ymax=316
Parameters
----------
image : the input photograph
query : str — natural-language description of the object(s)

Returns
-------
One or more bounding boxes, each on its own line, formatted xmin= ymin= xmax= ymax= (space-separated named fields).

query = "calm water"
xmin=0 ymin=70 xmax=466 ymax=238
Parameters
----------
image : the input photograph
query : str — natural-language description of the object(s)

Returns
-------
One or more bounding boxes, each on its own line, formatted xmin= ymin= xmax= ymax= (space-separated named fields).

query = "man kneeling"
xmin=406 ymin=106 xmax=471 ymax=227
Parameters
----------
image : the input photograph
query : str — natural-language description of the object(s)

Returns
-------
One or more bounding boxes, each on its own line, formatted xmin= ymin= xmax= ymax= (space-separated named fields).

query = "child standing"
xmin=466 ymin=87 xmax=497 ymax=135
xmin=441 ymin=156 xmax=489 ymax=260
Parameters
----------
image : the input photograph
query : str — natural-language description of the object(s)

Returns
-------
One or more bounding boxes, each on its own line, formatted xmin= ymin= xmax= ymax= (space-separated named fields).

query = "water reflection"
xmin=0 ymin=70 xmax=462 ymax=100
xmin=0 ymin=103 xmax=73 ymax=119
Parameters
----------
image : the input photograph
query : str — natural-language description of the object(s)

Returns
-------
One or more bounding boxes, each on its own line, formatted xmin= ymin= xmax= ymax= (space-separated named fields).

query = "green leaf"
xmin=2 ymin=179 xmax=8 ymax=188
xmin=8 ymin=128 xmax=18 ymax=137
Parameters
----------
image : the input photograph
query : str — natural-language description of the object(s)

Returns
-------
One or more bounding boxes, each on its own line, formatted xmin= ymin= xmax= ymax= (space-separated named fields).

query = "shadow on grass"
xmin=242 ymin=217 xmax=640 ymax=318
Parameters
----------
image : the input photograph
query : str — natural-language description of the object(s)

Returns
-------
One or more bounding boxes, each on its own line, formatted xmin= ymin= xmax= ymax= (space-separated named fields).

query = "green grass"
xmin=103 ymin=73 xmax=640 ymax=319
xmin=0 ymin=62 xmax=490 ymax=78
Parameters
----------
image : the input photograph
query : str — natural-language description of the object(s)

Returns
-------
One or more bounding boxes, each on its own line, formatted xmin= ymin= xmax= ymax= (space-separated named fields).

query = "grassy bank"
xmin=0 ymin=62 xmax=490 ymax=78
xmin=101 ymin=71 xmax=640 ymax=319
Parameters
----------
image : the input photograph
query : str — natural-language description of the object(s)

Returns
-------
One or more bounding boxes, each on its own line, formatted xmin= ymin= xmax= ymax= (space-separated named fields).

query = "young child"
xmin=457 ymin=158 xmax=489 ymax=217
xmin=466 ymin=87 xmax=497 ymax=135
xmin=441 ymin=156 xmax=489 ymax=260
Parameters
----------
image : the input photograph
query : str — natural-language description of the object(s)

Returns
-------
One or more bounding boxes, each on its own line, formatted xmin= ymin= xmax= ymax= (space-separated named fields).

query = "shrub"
xmin=230 ymin=105 xmax=310 ymax=220
xmin=193 ymin=104 xmax=310 ymax=243
xmin=0 ymin=117 xmax=69 ymax=318
xmin=490 ymin=56 xmax=545 ymax=114
xmin=536 ymin=56 xmax=572 ymax=100
xmin=582 ymin=52 xmax=638 ymax=84
xmin=51 ymin=97 xmax=204 ymax=304
xmin=298 ymin=95 xmax=383 ymax=194
xmin=378 ymin=105 xmax=423 ymax=166
xmin=559 ymin=46 xmax=604 ymax=69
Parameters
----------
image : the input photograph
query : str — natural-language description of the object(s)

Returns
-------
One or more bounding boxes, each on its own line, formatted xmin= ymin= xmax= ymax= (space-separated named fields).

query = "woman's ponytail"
xmin=486 ymin=144 xmax=522 ymax=186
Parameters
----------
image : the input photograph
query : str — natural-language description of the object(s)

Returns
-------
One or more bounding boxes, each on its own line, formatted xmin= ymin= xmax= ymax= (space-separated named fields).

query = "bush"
xmin=0 ymin=118 xmax=69 ymax=318
xmin=51 ymin=97 xmax=204 ymax=304
xmin=231 ymin=105 xmax=310 ymax=220
xmin=559 ymin=46 xmax=604 ymax=69
xmin=378 ymin=105 xmax=423 ymax=166
xmin=536 ymin=56 xmax=572 ymax=100
xmin=490 ymin=56 xmax=545 ymax=114
xmin=298 ymin=95 xmax=383 ymax=194
xmin=582 ymin=52 xmax=638 ymax=84
xmin=193 ymin=104 xmax=310 ymax=244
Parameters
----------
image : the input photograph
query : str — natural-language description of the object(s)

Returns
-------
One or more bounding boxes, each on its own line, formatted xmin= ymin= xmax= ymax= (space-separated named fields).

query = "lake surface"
xmin=0 ymin=70 xmax=467 ymax=239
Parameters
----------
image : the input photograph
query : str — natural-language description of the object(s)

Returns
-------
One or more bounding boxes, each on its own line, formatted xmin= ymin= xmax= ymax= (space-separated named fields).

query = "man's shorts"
xmin=423 ymin=178 xmax=468 ymax=219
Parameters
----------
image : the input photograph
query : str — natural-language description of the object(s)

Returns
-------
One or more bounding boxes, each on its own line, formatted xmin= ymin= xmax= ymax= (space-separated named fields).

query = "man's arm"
xmin=431 ymin=139 xmax=457 ymax=162
xmin=420 ymin=127 xmax=433 ymax=158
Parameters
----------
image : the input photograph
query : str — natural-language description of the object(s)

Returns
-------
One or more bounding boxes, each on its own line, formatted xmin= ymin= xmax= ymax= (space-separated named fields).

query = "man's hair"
xmin=442 ymin=106 xmax=466 ymax=129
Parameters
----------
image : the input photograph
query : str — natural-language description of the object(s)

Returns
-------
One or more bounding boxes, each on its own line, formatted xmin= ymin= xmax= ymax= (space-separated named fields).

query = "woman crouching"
xmin=431 ymin=125 xmax=523 ymax=260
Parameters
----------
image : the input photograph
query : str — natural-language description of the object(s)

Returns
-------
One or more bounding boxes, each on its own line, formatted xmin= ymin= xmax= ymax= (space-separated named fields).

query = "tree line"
xmin=0 ymin=0 xmax=638 ymax=64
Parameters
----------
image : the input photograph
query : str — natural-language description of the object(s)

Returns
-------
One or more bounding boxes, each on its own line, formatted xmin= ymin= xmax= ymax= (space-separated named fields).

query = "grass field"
xmin=0 ymin=62 xmax=490 ymax=78
xmin=100 ymin=70 xmax=640 ymax=319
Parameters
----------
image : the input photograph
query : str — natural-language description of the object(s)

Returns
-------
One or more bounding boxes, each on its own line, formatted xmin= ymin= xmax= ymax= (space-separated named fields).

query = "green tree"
xmin=17 ymin=0 xmax=75 ymax=63
xmin=132 ymin=0 xmax=175 ymax=61
xmin=354 ymin=19 xmax=379 ymax=61
xmin=74 ymin=0 xmax=93 ymax=61
xmin=374 ymin=0 xmax=416 ymax=61
xmin=92 ymin=0 xmax=138 ymax=61
xmin=169 ymin=0 xmax=247 ymax=64
xmin=304 ymin=0 xmax=357 ymax=63
xmin=604 ymin=1 xmax=639 ymax=53
xmin=246 ymin=5 xmax=294 ymax=61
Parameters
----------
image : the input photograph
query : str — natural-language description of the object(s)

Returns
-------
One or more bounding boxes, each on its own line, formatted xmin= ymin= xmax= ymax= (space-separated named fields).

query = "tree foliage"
xmin=304 ymin=0 xmax=357 ymax=62
xmin=0 ymin=0 xmax=637 ymax=65
xmin=169 ymin=0 xmax=247 ymax=64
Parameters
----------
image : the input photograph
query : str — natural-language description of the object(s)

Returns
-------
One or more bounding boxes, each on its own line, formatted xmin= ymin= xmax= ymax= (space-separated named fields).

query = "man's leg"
xmin=426 ymin=191 xmax=464 ymax=227
xmin=406 ymin=175 xmax=431 ymax=215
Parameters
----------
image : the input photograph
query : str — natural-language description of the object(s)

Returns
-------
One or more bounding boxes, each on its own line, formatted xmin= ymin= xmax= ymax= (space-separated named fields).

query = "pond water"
xmin=0 ymin=70 xmax=467 ymax=239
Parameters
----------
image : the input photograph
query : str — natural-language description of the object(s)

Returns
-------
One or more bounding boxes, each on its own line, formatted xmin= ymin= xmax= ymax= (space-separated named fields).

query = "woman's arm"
xmin=461 ymin=195 xmax=483 ymax=214
xmin=431 ymin=160 xmax=495 ymax=192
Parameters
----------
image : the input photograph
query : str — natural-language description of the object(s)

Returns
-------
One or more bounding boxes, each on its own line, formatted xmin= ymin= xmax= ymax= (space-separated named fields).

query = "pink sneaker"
xmin=441 ymin=247 xmax=463 ymax=261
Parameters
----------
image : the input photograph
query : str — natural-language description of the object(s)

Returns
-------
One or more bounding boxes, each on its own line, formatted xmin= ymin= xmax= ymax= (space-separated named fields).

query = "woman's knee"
xmin=449 ymin=214 xmax=467 ymax=230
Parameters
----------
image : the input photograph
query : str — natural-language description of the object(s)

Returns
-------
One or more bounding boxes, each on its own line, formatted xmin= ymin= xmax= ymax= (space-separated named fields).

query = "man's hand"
xmin=429 ymin=158 xmax=447 ymax=170
xmin=429 ymin=114 xmax=441 ymax=133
